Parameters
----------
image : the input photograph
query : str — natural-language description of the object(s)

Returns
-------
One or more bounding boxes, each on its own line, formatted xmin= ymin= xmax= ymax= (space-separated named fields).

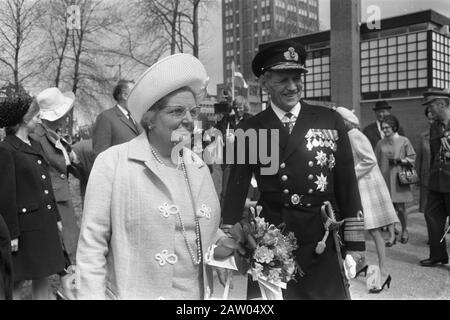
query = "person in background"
xmin=0 ymin=214 xmax=13 ymax=300
xmin=0 ymin=95 xmax=65 ymax=300
xmin=417 ymin=106 xmax=435 ymax=214
xmin=32 ymin=88 xmax=80 ymax=263
xmin=230 ymin=95 xmax=252 ymax=127
xmin=337 ymin=107 xmax=399 ymax=294
xmin=363 ymin=100 xmax=405 ymax=150
xmin=419 ymin=89 xmax=450 ymax=267
xmin=92 ymin=80 xmax=142 ymax=157
xmin=76 ymin=54 xmax=231 ymax=300
xmin=375 ymin=115 xmax=416 ymax=246
xmin=72 ymin=128 xmax=95 ymax=206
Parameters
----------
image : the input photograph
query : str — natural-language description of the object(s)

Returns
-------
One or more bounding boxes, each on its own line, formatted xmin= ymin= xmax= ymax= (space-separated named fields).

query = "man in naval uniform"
xmin=221 ymin=40 xmax=365 ymax=300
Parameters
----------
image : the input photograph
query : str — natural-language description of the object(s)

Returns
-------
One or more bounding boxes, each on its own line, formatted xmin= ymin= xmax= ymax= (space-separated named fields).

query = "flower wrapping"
xmin=234 ymin=206 xmax=300 ymax=299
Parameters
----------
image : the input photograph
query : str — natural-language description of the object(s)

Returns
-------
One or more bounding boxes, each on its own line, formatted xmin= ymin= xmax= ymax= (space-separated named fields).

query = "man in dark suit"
xmin=221 ymin=40 xmax=365 ymax=300
xmin=420 ymin=89 xmax=450 ymax=267
xmin=362 ymin=100 xmax=405 ymax=149
xmin=92 ymin=80 xmax=142 ymax=156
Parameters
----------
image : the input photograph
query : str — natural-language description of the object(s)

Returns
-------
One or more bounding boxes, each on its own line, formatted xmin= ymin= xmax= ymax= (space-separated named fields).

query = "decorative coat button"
xmin=308 ymin=189 xmax=314 ymax=194
xmin=44 ymin=190 xmax=49 ymax=195
xmin=280 ymin=163 xmax=286 ymax=169
xmin=306 ymin=203 xmax=312 ymax=207
xmin=155 ymin=250 xmax=178 ymax=266
xmin=308 ymin=174 xmax=314 ymax=180
xmin=308 ymin=161 xmax=314 ymax=167
xmin=47 ymin=205 xmax=52 ymax=210
xmin=60 ymin=174 xmax=66 ymax=179
xmin=291 ymin=194 xmax=303 ymax=205
xmin=281 ymin=175 xmax=288 ymax=181
xmin=283 ymin=189 xmax=289 ymax=194
xmin=158 ymin=203 xmax=179 ymax=218
xmin=197 ymin=204 xmax=211 ymax=219
xmin=37 ymin=160 xmax=42 ymax=165
xmin=284 ymin=203 xmax=289 ymax=207
xmin=22 ymin=208 xmax=27 ymax=213
xmin=42 ymin=175 xmax=46 ymax=180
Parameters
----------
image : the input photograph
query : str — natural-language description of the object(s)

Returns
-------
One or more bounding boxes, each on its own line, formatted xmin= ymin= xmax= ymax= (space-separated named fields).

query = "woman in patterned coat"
xmin=375 ymin=115 xmax=416 ymax=245
xmin=337 ymin=108 xmax=399 ymax=293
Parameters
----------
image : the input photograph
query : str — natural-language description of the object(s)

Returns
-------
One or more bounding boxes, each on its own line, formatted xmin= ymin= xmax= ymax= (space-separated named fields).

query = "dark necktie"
xmin=125 ymin=109 xmax=138 ymax=132
xmin=283 ymin=112 xmax=295 ymax=134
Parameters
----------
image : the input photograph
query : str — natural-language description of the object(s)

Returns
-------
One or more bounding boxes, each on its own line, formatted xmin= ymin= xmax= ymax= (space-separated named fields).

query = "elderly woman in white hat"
xmin=76 ymin=54 xmax=232 ymax=300
xmin=336 ymin=107 xmax=399 ymax=294
xmin=32 ymin=87 xmax=80 ymax=299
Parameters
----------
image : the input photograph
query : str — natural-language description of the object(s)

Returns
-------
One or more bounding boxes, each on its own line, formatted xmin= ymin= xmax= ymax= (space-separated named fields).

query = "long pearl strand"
xmin=150 ymin=144 xmax=202 ymax=265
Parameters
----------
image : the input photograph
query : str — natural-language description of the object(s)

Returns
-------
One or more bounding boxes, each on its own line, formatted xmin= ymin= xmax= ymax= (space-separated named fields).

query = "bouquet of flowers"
xmin=212 ymin=206 xmax=301 ymax=300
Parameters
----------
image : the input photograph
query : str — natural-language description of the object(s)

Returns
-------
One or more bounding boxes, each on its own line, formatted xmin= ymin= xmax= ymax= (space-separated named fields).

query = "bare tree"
xmin=0 ymin=0 xmax=46 ymax=91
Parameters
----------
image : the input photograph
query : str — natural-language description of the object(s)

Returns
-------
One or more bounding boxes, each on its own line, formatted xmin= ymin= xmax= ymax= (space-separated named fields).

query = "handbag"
xmin=397 ymin=164 xmax=419 ymax=185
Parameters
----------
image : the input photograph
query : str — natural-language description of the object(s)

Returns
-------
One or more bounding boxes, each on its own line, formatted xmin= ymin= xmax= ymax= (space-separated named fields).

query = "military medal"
xmin=291 ymin=194 xmax=302 ymax=205
xmin=312 ymin=138 xmax=320 ymax=147
xmin=315 ymin=150 xmax=328 ymax=167
xmin=314 ymin=173 xmax=328 ymax=192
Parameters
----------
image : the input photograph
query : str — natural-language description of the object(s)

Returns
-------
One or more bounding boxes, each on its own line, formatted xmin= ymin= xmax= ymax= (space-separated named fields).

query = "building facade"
xmin=260 ymin=10 xmax=450 ymax=149
xmin=220 ymin=0 xmax=319 ymax=112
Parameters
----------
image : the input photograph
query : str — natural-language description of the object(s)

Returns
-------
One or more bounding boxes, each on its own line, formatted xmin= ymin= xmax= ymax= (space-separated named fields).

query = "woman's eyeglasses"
xmin=164 ymin=105 xmax=201 ymax=119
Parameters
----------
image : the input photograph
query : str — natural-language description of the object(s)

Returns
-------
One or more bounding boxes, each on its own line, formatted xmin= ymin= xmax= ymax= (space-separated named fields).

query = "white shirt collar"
xmin=116 ymin=104 xmax=129 ymax=117
xmin=271 ymin=101 xmax=301 ymax=121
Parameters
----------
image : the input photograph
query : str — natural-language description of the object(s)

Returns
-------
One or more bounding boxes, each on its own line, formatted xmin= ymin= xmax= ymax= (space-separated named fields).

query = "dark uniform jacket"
xmin=428 ymin=120 xmax=450 ymax=193
xmin=363 ymin=121 xmax=405 ymax=150
xmin=222 ymin=101 xmax=365 ymax=300
xmin=92 ymin=105 xmax=142 ymax=157
xmin=0 ymin=135 xmax=65 ymax=281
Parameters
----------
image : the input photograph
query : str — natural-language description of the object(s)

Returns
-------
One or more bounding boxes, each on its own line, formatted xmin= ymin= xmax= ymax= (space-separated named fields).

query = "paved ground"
xmin=212 ymin=206 xmax=450 ymax=300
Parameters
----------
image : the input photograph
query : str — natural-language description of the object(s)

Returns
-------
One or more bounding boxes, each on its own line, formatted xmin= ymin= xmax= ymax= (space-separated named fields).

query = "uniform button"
xmin=42 ymin=175 xmax=46 ymax=180
xmin=280 ymin=163 xmax=286 ymax=169
xmin=281 ymin=175 xmax=288 ymax=181
xmin=47 ymin=205 xmax=52 ymax=210
xmin=37 ymin=160 xmax=42 ymax=165
xmin=306 ymin=203 xmax=312 ymax=207
xmin=308 ymin=174 xmax=314 ymax=180
xmin=44 ymin=190 xmax=49 ymax=195
xmin=284 ymin=203 xmax=289 ymax=207
xmin=283 ymin=189 xmax=289 ymax=194
xmin=60 ymin=174 xmax=66 ymax=179
xmin=22 ymin=208 xmax=27 ymax=213
xmin=308 ymin=161 xmax=314 ymax=167
xmin=308 ymin=189 xmax=313 ymax=194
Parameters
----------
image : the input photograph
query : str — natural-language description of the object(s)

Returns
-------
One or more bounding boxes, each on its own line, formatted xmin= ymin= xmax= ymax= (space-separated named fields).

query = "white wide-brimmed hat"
xmin=336 ymin=107 xmax=360 ymax=126
xmin=127 ymin=53 xmax=209 ymax=123
xmin=37 ymin=87 xmax=75 ymax=121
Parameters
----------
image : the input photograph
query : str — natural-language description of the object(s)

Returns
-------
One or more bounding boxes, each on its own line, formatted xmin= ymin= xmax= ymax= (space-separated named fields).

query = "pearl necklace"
xmin=150 ymin=144 xmax=202 ymax=265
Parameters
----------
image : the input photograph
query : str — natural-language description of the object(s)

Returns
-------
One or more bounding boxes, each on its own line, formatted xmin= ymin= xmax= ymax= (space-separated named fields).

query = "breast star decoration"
xmin=314 ymin=173 xmax=328 ymax=192
xmin=315 ymin=150 xmax=328 ymax=167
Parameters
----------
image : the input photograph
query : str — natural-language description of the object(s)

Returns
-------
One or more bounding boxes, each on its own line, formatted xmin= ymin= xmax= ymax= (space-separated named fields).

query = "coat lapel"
xmin=114 ymin=106 xmax=139 ymax=135
xmin=282 ymin=102 xmax=319 ymax=162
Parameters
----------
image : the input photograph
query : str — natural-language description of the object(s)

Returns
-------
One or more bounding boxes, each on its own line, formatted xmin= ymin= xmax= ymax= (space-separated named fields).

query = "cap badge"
xmin=284 ymin=47 xmax=299 ymax=62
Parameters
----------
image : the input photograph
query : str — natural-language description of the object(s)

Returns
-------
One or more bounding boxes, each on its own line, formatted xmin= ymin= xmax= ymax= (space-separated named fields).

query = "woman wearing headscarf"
xmin=375 ymin=115 xmax=416 ymax=246
xmin=76 ymin=54 xmax=231 ymax=300
xmin=0 ymin=95 xmax=65 ymax=300
xmin=336 ymin=107 xmax=399 ymax=293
